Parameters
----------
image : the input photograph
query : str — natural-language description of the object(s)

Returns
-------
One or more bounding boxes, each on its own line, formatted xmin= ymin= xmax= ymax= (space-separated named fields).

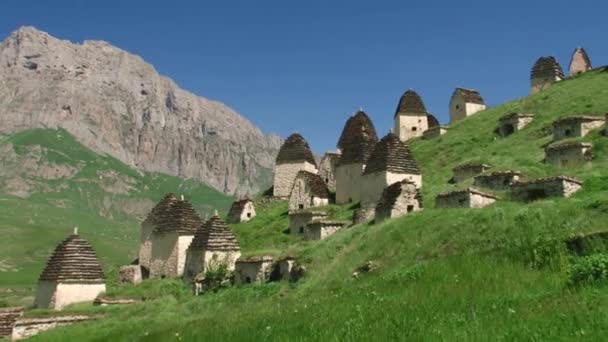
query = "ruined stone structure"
xmin=275 ymin=257 xmax=300 ymax=281
xmin=288 ymin=210 xmax=328 ymax=235
xmin=353 ymin=207 xmax=376 ymax=224
xmin=12 ymin=315 xmax=97 ymax=340
xmin=374 ymin=180 xmax=423 ymax=223
xmin=449 ymin=88 xmax=486 ymax=123
xmin=184 ymin=213 xmax=241 ymax=279
xmin=118 ymin=265 xmax=143 ymax=285
xmin=34 ymin=231 xmax=106 ymax=310
xmin=451 ymin=163 xmax=492 ymax=183
xmin=393 ymin=89 xmax=438 ymax=141
xmin=335 ymin=111 xmax=378 ymax=204
xmin=288 ymin=171 xmax=330 ymax=212
xmin=423 ymin=126 xmax=448 ymax=139
xmin=273 ymin=133 xmax=318 ymax=198
xmin=497 ymin=113 xmax=534 ymax=137
xmin=318 ymin=152 xmax=340 ymax=192
xmin=530 ymin=56 xmax=565 ymax=94
xmin=569 ymin=47 xmax=592 ymax=76
xmin=139 ymin=194 xmax=203 ymax=278
xmin=0 ymin=307 xmax=23 ymax=339
xmin=511 ymin=176 xmax=583 ymax=201
xmin=435 ymin=188 xmax=497 ymax=209
xmin=360 ymin=133 xmax=421 ymax=210
xmin=305 ymin=220 xmax=348 ymax=240
xmin=227 ymin=199 xmax=256 ymax=224
xmin=545 ymin=142 xmax=592 ymax=167
xmin=234 ymin=256 xmax=274 ymax=284
xmin=473 ymin=171 xmax=522 ymax=190
xmin=552 ymin=116 xmax=604 ymax=141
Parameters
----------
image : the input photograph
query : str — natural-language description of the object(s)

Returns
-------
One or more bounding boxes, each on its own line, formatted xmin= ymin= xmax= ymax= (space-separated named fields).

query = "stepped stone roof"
xmin=293 ymin=171 xmax=330 ymax=199
xmin=437 ymin=187 xmax=497 ymax=199
xmin=39 ymin=233 xmax=105 ymax=284
xmin=228 ymin=199 xmax=253 ymax=215
xmin=499 ymin=113 xmax=535 ymax=121
xmin=145 ymin=194 xmax=203 ymax=235
xmin=553 ymin=115 xmax=604 ymax=125
xmin=570 ymin=47 xmax=592 ymax=71
xmin=376 ymin=180 xmax=422 ymax=212
xmin=545 ymin=142 xmax=592 ymax=151
xmin=189 ymin=215 xmax=240 ymax=252
xmin=0 ymin=307 xmax=23 ymax=338
xmin=452 ymin=88 xmax=485 ymax=105
xmin=477 ymin=170 xmax=522 ymax=177
xmin=337 ymin=111 xmax=379 ymax=166
xmin=237 ymin=256 xmax=273 ymax=263
xmin=307 ymin=220 xmax=349 ymax=227
xmin=453 ymin=162 xmax=492 ymax=172
xmin=276 ymin=133 xmax=316 ymax=165
xmin=288 ymin=210 xmax=328 ymax=217
xmin=512 ymin=175 xmax=583 ymax=186
xmin=394 ymin=89 xmax=428 ymax=117
xmin=427 ymin=114 xmax=440 ymax=128
xmin=531 ymin=56 xmax=565 ymax=79
xmin=363 ymin=133 xmax=421 ymax=175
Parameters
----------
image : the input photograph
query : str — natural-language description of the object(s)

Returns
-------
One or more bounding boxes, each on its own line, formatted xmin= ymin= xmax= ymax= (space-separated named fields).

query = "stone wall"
xmin=119 ymin=265 xmax=142 ymax=285
xmin=234 ymin=260 xmax=273 ymax=284
xmin=228 ymin=202 xmax=256 ymax=223
xmin=149 ymin=232 xmax=191 ymax=278
xmin=288 ymin=177 xmax=328 ymax=211
xmin=318 ymin=154 xmax=338 ymax=192
xmin=452 ymin=165 xmax=491 ymax=183
xmin=545 ymin=144 xmax=592 ymax=166
xmin=273 ymin=162 xmax=317 ymax=198
xmin=288 ymin=211 xmax=327 ymax=235
xmin=335 ymin=162 xmax=364 ymax=204
xmin=138 ymin=222 xmax=155 ymax=271
xmin=473 ymin=172 xmax=521 ymax=190
xmin=436 ymin=191 xmax=495 ymax=209
xmin=511 ymin=179 xmax=582 ymax=201
xmin=423 ymin=126 xmax=448 ymax=139
xmin=12 ymin=315 xmax=97 ymax=340
xmin=531 ymin=75 xmax=562 ymax=94
xmin=395 ymin=113 xmax=428 ymax=141
xmin=498 ymin=115 xmax=534 ymax=137
xmin=185 ymin=250 xmax=241 ymax=279
xmin=360 ymin=171 xmax=421 ymax=209
xmin=305 ymin=222 xmax=345 ymax=240
xmin=375 ymin=192 xmax=421 ymax=223
xmin=553 ymin=120 xmax=603 ymax=141
xmin=449 ymin=96 xmax=486 ymax=123
xmin=35 ymin=281 xmax=106 ymax=310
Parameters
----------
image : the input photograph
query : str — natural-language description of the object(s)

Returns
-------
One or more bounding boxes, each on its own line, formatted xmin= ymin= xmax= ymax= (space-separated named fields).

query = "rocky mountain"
xmin=0 ymin=26 xmax=282 ymax=196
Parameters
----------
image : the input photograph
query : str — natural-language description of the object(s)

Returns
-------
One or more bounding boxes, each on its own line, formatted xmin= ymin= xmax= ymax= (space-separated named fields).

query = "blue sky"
xmin=1 ymin=0 xmax=606 ymax=153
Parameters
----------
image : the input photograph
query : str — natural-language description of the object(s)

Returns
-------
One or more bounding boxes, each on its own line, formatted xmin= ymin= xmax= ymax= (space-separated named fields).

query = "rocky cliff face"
xmin=0 ymin=27 xmax=281 ymax=196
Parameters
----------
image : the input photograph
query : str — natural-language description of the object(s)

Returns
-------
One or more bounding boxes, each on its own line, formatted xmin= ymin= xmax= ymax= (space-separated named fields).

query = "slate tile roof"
xmin=38 ymin=233 xmax=105 ymax=284
xmin=531 ymin=56 xmax=565 ymax=79
xmin=276 ymin=133 xmax=317 ymax=165
xmin=0 ymin=307 xmax=23 ymax=338
xmin=363 ymin=133 xmax=421 ymax=175
xmin=511 ymin=176 xmax=583 ymax=186
xmin=452 ymin=88 xmax=485 ymax=105
xmin=394 ymin=89 xmax=428 ymax=117
xmin=145 ymin=194 xmax=203 ymax=235
xmin=293 ymin=171 xmax=330 ymax=199
xmin=337 ymin=111 xmax=379 ymax=166
xmin=189 ymin=215 xmax=240 ymax=252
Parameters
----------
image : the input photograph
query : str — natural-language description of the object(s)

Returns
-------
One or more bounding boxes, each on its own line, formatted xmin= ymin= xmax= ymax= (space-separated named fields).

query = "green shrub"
xmin=569 ymin=254 xmax=608 ymax=286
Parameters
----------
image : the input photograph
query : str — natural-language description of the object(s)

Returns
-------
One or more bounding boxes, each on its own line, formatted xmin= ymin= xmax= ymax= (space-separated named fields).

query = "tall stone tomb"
xmin=530 ymin=56 xmax=564 ymax=94
xmin=449 ymin=88 xmax=486 ymax=123
xmin=569 ymin=47 xmax=592 ymax=76
xmin=273 ymin=133 xmax=318 ymax=198
xmin=394 ymin=89 xmax=438 ymax=141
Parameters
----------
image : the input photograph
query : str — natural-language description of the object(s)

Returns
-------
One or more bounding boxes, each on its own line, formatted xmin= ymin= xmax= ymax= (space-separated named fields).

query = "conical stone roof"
xmin=363 ymin=133 xmax=421 ymax=175
xmin=531 ymin=56 xmax=564 ymax=79
xmin=394 ymin=89 xmax=428 ymax=117
xmin=452 ymin=88 xmax=485 ymax=105
xmin=276 ymin=133 xmax=316 ymax=165
xmin=189 ymin=215 xmax=240 ymax=252
xmin=337 ymin=111 xmax=379 ymax=166
xmin=144 ymin=194 xmax=203 ymax=235
xmin=38 ymin=233 xmax=105 ymax=284
xmin=569 ymin=47 xmax=592 ymax=75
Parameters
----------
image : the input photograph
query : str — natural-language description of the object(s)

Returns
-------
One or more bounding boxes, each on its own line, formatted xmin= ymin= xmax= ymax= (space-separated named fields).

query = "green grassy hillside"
xmin=0 ymin=129 xmax=233 ymax=305
xmin=17 ymin=70 xmax=608 ymax=340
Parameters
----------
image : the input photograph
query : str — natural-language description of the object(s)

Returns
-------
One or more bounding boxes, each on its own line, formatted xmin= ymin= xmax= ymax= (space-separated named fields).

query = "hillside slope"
xmin=0 ymin=26 xmax=281 ymax=196
xmin=23 ymin=70 xmax=608 ymax=340
xmin=0 ymin=128 xmax=233 ymax=305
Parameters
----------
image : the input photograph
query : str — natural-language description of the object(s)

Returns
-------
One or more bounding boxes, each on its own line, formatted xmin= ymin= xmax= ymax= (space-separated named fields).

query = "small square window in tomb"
xmin=298 ymin=204 xmax=304 ymax=210
xmin=412 ymin=127 xmax=417 ymax=131
xmin=407 ymin=205 xmax=414 ymax=213
xmin=299 ymin=227 xmax=304 ymax=234
xmin=247 ymin=212 xmax=251 ymax=218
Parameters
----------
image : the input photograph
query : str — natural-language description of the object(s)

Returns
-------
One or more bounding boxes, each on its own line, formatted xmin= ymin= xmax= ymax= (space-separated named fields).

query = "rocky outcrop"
xmin=0 ymin=26 xmax=282 ymax=196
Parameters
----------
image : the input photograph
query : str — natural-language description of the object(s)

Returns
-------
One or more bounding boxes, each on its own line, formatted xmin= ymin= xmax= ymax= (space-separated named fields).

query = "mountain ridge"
xmin=0 ymin=26 xmax=282 ymax=196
